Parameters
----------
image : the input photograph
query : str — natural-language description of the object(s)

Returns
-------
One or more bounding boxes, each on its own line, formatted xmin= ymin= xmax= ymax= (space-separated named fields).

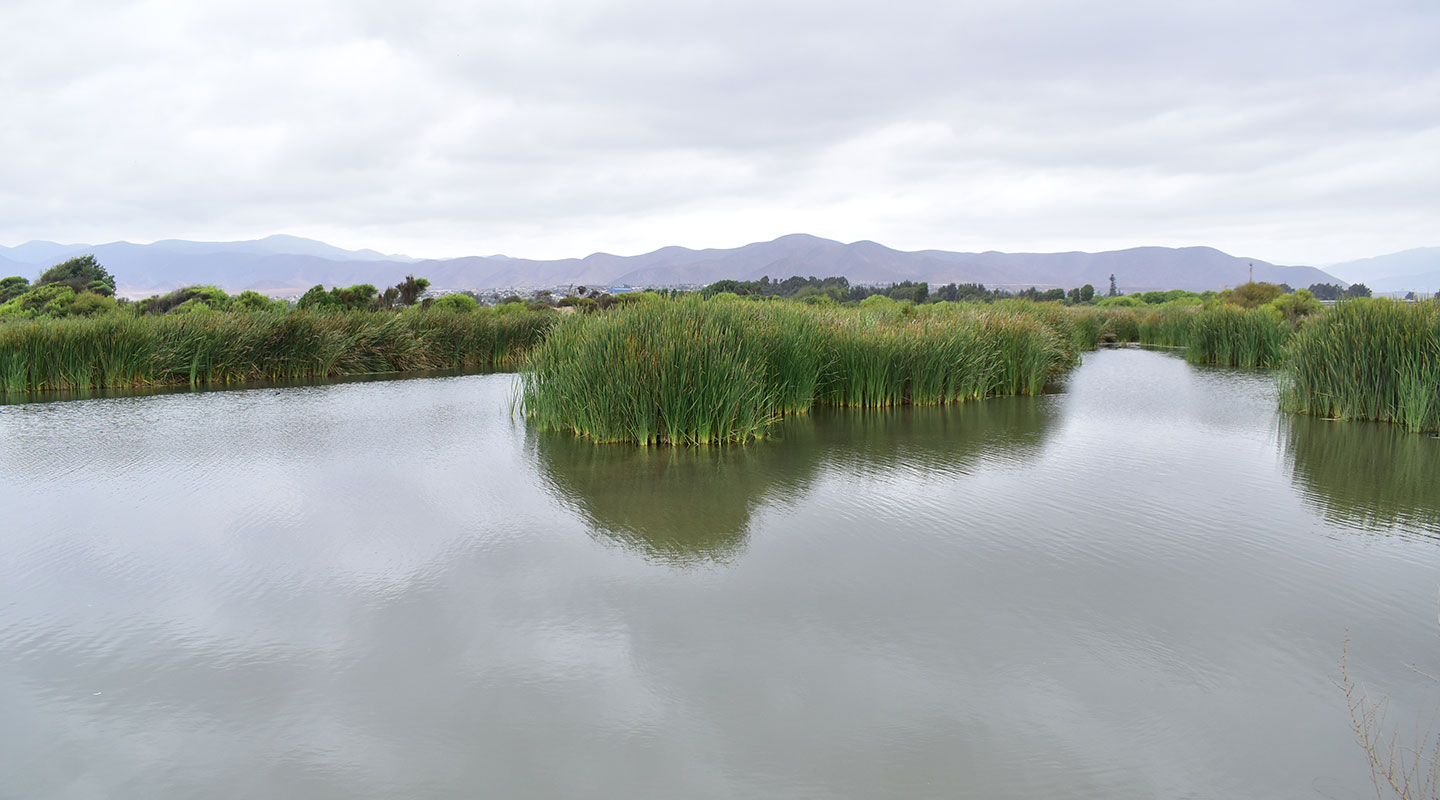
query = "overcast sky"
xmin=2 ymin=0 xmax=1436 ymax=264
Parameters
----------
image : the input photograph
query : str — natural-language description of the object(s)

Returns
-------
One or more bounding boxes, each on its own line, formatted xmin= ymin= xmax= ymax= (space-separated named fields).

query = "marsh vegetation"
xmin=521 ymin=296 xmax=1075 ymax=444
xmin=3 ymin=253 xmax=1436 ymax=439
xmin=0 ymin=308 xmax=555 ymax=392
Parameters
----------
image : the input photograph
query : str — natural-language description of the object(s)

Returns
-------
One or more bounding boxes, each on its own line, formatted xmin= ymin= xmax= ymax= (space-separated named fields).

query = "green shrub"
xmin=0 ymin=284 xmax=79 ymax=318
xmin=138 ymin=285 xmax=232 ymax=315
xmin=432 ymin=293 xmax=479 ymax=312
xmin=1266 ymin=288 xmax=1322 ymax=326
xmin=1096 ymin=296 xmax=1140 ymax=308
xmin=233 ymin=290 xmax=283 ymax=312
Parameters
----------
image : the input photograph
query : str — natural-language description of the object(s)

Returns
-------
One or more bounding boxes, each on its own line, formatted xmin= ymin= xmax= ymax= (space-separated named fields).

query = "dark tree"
xmin=1343 ymin=283 xmax=1372 ymax=299
xmin=0 ymin=276 xmax=29 ymax=303
xmin=38 ymin=254 xmax=115 ymax=295
xmin=1307 ymin=283 xmax=1345 ymax=301
xmin=955 ymin=283 xmax=992 ymax=302
xmin=331 ymin=284 xmax=379 ymax=310
xmin=1079 ymin=284 xmax=1095 ymax=303
xmin=297 ymin=284 xmax=339 ymax=310
xmin=395 ymin=275 xmax=431 ymax=306
xmin=1107 ymin=274 xmax=1118 ymax=297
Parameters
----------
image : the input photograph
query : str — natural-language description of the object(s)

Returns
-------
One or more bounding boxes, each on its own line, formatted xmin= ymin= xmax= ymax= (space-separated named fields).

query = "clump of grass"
xmin=1097 ymin=309 xmax=1142 ymax=344
xmin=1282 ymin=298 xmax=1440 ymax=433
xmin=1184 ymin=305 xmax=1288 ymax=368
xmin=522 ymin=297 xmax=782 ymax=445
xmin=522 ymin=297 xmax=1078 ymax=445
xmin=1137 ymin=308 xmax=1196 ymax=347
xmin=0 ymin=307 xmax=555 ymax=393
xmin=1067 ymin=307 xmax=1106 ymax=351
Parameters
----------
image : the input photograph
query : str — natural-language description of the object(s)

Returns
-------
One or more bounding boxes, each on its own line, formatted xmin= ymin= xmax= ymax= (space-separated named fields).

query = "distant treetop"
xmin=37 ymin=254 xmax=115 ymax=296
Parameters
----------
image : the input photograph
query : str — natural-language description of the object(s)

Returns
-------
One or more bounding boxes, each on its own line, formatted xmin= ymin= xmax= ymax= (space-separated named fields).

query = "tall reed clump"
xmin=1097 ymin=309 xmax=1142 ymax=344
xmin=1067 ymin=307 xmax=1106 ymax=351
xmin=521 ymin=297 xmax=788 ymax=445
xmin=0 ymin=307 xmax=555 ymax=393
xmin=1184 ymin=305 xmax=1288 ymax=368
xmin=522 ymin=297 xmax=1078 ymax=445
xmin=1282 ymin=298 xmax=1440 ymax=433
xmin=1137 ymin=308 xmax=1196 ymax=347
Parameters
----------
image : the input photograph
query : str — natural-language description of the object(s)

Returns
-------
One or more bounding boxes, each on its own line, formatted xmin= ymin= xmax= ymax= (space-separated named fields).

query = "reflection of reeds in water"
xmin=1282 ymin=413 xmax=1440 ymax=538
xmin=801 ymin=396 xmax=1054 ymax=479
xmin=530 ymin=395 xmax=1056 ymax=564
xmin=530 ymin=429 xmax=815 ymax=565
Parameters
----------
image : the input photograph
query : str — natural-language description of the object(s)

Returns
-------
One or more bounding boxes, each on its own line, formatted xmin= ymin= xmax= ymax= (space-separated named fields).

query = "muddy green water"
xmin=1 ymin=348 xmax=1437 ymax=799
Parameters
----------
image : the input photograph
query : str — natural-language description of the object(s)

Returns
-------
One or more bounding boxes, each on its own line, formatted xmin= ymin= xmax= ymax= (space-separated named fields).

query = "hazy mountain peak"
xmin=0 ymin=232 xmax=1373 ymax=295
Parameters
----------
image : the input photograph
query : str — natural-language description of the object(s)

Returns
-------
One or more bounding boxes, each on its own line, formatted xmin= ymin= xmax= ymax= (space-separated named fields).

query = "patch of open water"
xmin=1 ymin=348 xmax=1436 ymax=798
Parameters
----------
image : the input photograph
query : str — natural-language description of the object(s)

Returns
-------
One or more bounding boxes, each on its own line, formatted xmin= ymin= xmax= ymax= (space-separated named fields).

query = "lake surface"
xmin=2 ymin=348 xmax=1437 ymax=799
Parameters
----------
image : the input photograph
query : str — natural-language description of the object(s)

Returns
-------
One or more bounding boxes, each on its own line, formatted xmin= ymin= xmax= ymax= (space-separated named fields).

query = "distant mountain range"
xmin=1326 ymin=248 xmax=1440 ymax=295
xmin=0 ymin=233 xmax=1362 ymax=296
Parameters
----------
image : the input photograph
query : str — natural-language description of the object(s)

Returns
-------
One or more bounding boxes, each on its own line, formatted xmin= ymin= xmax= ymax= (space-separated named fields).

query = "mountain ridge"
xmin=0 ymin=233 xmax=1358 ymax=296
xmin=1326 ymin=247 xmax=1440 ymax=294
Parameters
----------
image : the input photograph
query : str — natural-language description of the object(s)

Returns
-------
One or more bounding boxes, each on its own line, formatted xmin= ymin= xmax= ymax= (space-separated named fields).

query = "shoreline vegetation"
xmin=0 ymin=310 xmax=555 ymax=393
xmin=1 ymin=256 xmax=1436 ymax=441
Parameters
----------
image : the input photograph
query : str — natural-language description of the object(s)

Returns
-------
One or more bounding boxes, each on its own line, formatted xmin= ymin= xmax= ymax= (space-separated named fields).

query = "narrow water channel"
xmin=1 ymin=348 xmax=1436 ymax=798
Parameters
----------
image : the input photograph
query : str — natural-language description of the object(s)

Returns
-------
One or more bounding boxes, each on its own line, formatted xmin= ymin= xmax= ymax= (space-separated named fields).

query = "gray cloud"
xmin=0 ymin=0 xmax=1436 ymax=263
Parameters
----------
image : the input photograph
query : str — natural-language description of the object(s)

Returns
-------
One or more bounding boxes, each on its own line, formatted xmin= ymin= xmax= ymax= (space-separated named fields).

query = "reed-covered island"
xmin=522 ymin=297 xmax=1078 ymax=445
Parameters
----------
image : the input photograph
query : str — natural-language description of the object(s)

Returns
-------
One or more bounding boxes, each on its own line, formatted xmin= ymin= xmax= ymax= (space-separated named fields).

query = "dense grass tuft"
xmin=1282 ymin=298 xmax=1440 ymax=433
xmin=522 ymin=297 xmax=1078 ymax=445
xmin=1184 ymin=305 xmax=1289 ymax=368
xmin=0 ymin=308 xmax=555 ymax=393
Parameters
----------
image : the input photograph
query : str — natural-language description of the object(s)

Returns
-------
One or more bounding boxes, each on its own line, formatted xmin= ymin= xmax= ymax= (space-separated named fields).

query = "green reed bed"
xmin=1097 ymin=309 xmax=1142 ymax=344
xmin=522 ymin=297 xmax=784 ymax=445
xmin=1088 ymin=304 xmax=1280 ymax=367
xmin=1184 ymin=305 xmax=1289 ymax=368
xmin=1282 ymin=298 xmax=1440 ymax=433
xmin=1067 ymin=307 xmax=1106 ymax=350
xmin=1136 ymin=308 xmax=1196 ymax=348
xmin=0 ymin=308 xmax=555 ymax=393
xmin=522 ymin=297 xmax=1078 ymax=445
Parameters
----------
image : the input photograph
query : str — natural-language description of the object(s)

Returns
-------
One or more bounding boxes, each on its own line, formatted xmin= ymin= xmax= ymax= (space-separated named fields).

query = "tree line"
xmin=699 ymin=275 xmax=1385 ymax=307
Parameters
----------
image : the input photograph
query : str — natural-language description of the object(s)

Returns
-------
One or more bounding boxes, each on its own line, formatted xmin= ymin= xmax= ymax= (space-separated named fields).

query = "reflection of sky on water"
xmin=0 ymin=352 xmax=1437 ymax=799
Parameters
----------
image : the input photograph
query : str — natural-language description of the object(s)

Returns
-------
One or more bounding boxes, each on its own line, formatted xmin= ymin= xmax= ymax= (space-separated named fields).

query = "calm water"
xmin=2 ymin=348 xmax=1437 ymax=799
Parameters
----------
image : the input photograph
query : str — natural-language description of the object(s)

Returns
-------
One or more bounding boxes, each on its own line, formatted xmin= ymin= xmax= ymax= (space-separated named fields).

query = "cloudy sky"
xmin=2 ymin=0 xmax=1436 ymax=264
